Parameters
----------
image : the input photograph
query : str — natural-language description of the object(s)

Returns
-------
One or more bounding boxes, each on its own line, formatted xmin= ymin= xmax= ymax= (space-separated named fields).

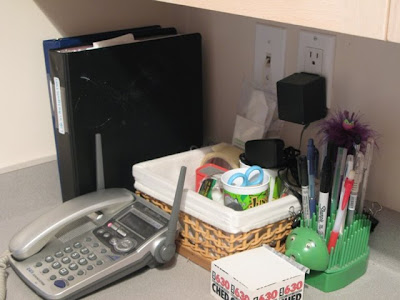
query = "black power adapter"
xmin=277 ymin=72 xmax=327 ymax=124
xmin=241 ymin=139 xmax=286 ymax=169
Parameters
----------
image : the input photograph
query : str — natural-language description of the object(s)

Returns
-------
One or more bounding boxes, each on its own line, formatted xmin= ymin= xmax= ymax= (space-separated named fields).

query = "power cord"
xmin=278 ymin=146 xmax=301 ymax=201
xmin=299 ymin=123 xmax=310 ymax=150
xmin=282 ymin=146 xmax=301 ymax=187
xmin=0 ymin=251 xmax=10 ymax=300
xmin=278 ymin=168 xmax=301 ymax=201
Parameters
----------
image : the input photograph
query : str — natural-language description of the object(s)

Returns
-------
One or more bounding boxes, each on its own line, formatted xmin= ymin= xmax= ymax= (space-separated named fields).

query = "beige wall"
xmin=180 ymin=8 xmax=400 ymax=213
xmin=0 ymin=0 xmax=181 ymax=173
xmin=2 ymin=2 xmax=400 ymax=213
xmin=0 ymin=1 xmax=59 ymax=172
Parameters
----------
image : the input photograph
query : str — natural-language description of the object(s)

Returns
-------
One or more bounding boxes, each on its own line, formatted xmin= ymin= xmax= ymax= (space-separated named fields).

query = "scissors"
xmin=227 ymin=166 xmax=264 ymax=186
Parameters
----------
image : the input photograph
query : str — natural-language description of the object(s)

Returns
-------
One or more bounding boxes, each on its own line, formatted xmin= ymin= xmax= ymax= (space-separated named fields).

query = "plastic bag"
xmin=232 ymin=80 xmax=283 ymax=149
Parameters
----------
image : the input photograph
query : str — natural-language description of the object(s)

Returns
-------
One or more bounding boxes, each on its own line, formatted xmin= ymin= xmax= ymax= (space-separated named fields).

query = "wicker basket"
xmin=136 ymin=191 xmax=294 ymax=271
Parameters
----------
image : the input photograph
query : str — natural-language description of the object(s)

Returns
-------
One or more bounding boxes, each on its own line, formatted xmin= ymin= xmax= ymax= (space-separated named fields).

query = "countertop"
xmin=1 ymin=161 xmax=399 ymax=299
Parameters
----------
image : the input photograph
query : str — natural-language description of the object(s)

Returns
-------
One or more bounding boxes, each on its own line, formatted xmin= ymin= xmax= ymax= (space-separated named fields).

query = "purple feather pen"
xmin=317 ymin=110 xmax=378 ymax=153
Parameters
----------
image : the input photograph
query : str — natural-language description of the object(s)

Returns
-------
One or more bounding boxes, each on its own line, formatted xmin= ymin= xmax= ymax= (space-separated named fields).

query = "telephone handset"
xmin=7 ymin=134 xmax=186 ymax=300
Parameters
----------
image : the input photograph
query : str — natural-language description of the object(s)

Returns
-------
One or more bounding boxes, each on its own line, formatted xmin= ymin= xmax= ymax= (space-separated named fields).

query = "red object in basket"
xmin=195 ymin=163 xmax=228 ymax=192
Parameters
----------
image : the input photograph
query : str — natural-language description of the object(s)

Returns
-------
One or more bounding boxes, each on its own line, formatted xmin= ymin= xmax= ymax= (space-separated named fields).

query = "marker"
xmin=358 ymin=137 xmax=374 ymax=214
xmin=346 ymin=152 xmax=364 ymax=226
xmin=307 ymin=139 xmax=316 ymax=217
xmin=318 ymin=157 xmax=332 ymax=236
xmin=327 ymin=170 xmax=355 ymax=253
xmin=317 ymin=157 xmax=332 ymax=238
xmin=339 ymin=155 xmax=354 ymax=233
xmin=298 ymin=155 xmax=311 ymax=227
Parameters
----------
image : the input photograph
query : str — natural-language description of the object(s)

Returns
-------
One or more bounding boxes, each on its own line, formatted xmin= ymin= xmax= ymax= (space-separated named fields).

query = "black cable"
xmin=283 ymin=146 xmax=301 ymax=187
xmin=277 ymin=146 xmax=302 ymax=202
xmin=299 ymin=123 xmax=310 ymax=150
xmin=278 ymin=168 xmax=301 ymax=201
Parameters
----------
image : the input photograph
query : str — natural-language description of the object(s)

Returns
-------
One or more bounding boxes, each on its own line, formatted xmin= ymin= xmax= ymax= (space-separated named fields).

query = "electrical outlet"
xmin=254 ymin=24 xmax=286 ymax=94
xmin=304 ymin=47 xmax=323 ymax=74
xmin=297 ymin=31 xmax=336 ymax=108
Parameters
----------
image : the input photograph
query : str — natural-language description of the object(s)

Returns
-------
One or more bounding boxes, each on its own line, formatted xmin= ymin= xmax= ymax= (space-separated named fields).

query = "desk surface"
xmin=1 ymin=161 xmax=399 ymax=300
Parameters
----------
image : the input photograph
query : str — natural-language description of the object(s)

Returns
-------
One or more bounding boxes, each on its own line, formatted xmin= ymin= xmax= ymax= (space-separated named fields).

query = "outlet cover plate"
xmin=297 ymin=30 xmax=336 ymax=108
xmin=254 ymin=23 xmax=286 ymax=94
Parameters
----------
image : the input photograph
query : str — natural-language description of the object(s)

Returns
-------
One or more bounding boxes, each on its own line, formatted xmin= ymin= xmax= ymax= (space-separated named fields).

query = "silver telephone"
xmin=7 ymin=134 xmax=186 ymax=300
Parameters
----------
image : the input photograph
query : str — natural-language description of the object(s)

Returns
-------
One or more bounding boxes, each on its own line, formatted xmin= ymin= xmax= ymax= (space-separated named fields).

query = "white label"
xmin=301 ymin=187 xmax=310 ymax=220
xmin=54 ymin=77 xmax=65 ymax=134
xmin=317 ymin=193 xmax=329 ymax=237
xmin=348 ymin=194 xmax=357 ymax=210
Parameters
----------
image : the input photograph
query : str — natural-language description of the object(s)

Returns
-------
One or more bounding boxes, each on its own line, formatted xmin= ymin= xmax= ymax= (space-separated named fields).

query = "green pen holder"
xmin=302 ymin=213 xmax=371 ymax=292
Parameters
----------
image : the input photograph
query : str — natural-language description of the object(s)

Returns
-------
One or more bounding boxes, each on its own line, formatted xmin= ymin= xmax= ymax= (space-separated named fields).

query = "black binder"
xmin=49 ymin=33 xmax=203 ymax=201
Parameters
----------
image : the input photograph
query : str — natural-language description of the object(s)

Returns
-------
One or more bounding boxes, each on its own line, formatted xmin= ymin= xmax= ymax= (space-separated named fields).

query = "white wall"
xmin=2 ymin=2 xmax=400 ymax=213
xmin=0 ymin=0 xmax=181 ymax=173
xmin=180 ymin=8 xmax=400 ymax=213
xmin=0 ymin=1 xmax=59 ymax=172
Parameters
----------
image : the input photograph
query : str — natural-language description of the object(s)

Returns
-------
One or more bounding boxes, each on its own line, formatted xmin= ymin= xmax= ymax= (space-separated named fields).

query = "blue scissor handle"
xmin=227 ymin=173 xmax=248 ymax=186
xmin=227 ymin=166 xmax=264 ymax=186
xmin=245 ymin=166 xmax=264 ymax=186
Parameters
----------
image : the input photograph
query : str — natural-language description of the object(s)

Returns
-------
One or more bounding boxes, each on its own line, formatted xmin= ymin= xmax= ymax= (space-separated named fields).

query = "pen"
xmin=353 ymin=134 xmax=361 ymax=156
xmin=298 ymin=155 xmax=311 ymax=227
xmin=330 ymin=147 xmax=347 ymax=217
xmin=307 ymin=139 xmax=316 ymax=217
xmin=346 ymin=152 xmax=364 ymax=226
xmin=358 ymin=137 xmax=374 ymax=214
xmin=327 ymin=170 xmax=355 ymax=253
xmin=314 ymin=146 xmax=319 ymax=179
xmin=317 ymin=157 xmax=332 ymax=238
xmin=339 ymin=155 xmax=354 ymax=233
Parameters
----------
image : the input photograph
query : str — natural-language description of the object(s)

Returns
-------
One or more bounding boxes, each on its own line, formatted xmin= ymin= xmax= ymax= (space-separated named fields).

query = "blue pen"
xmin=307 ymin=139 xmax=316 ymax=217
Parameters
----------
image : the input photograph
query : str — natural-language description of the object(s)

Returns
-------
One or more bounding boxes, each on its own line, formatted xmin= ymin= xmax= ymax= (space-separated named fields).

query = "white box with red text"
xmin=211 ymin=245 xmax=305 ymax=300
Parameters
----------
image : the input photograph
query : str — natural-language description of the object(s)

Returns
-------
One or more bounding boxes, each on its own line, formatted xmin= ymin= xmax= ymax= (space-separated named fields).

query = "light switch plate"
xmin=254 ymin=24 xmax=286 ymax=94
xmin=297 ymin=30 xmax=336 ymax=108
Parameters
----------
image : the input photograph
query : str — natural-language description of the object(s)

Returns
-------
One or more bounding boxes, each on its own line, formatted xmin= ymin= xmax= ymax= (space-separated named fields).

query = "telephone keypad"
xmin=59 ymin=268 xmax=69 ymax=276
xmin=80 ymin=248 xmax=89 ymax=254
xmin=45 ymin=256 xmax=54 ymax=263
xmin=73 ymin=242 xmax=82 ymax=248
xmin=30 ymin=229 xmax=125 ymax=291
xmin=78 ymin=258 xmax=88 ymax=266
xmin=32 ymin=236 xmax=112 ymax=289
xmin=54 ymin=280 xmax=66 ymax=288
xmin=61 ymin=257 xmax=70 ymax=264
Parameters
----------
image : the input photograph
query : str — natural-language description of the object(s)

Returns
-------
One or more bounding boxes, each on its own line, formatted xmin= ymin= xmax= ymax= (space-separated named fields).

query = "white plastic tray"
xmin=132 ymin=146 xmax=301 ymax=234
